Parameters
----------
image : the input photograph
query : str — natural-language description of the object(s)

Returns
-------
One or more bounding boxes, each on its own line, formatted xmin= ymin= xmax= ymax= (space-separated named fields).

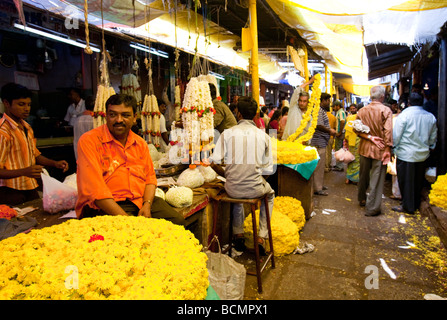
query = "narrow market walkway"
xmin=241 ymin=169 xmax=447 ymax=300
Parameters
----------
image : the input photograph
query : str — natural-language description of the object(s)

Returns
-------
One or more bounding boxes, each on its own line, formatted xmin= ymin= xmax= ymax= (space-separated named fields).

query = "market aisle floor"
xmin=241 ymin=169 xmax=447 ymax=300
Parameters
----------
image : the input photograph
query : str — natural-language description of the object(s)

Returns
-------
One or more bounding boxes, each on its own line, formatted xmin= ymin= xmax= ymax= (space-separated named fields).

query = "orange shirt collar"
xmin=1 ymin=113 xmax=32 ymax=132
xmin=99 ymin=124 xmax=137 ymax=148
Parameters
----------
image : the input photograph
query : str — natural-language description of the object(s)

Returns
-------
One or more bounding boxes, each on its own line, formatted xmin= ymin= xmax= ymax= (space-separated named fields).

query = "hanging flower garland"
xmin=286 ymin=73 xmax=322 ymax=143
xmin=180 ymin=77 xmax=215 ymax=164
xmin=92 ymin=0 xmax=115 ymax=128
xmin=141 ymin=94 xmax=161 ymax=148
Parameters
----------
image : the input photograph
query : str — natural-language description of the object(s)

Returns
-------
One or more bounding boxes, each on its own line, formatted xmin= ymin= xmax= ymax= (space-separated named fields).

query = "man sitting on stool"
xmin=210 ymin=96 xmax=275 ymax=255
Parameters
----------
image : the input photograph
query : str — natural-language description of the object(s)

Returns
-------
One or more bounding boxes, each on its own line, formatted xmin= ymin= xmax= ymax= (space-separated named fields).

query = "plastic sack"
xmin=165 ymin=186 xmax=193 ymax=208
xmin=155 ymin=187 xmax=166 ymax=200
xmin=198 ymin=165 xmax=217 ymax=183
xmin=387 ymin=157 xmax=397 ymax=175
xmin=177 ymin=168 xmax=204 ymax=189
xmin=41 ymin=172 xmax=77 ymax=214
xmin=425 ymin=167 xmax=437 ymax=183
xmin=206 ymin=236 xmax=246 ymax=300
xmin=63 ymin=173 xmax=77 ymax=190
xmin=334 ymin=148 xmax=355 ymax=164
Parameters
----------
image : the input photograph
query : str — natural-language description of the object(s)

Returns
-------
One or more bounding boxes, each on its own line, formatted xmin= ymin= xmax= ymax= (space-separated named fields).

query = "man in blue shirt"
xmin=392 ymin=92 xmax=437 ymax=214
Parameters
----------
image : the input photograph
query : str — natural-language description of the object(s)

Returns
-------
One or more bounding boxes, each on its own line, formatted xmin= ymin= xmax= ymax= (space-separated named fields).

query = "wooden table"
xmin=268 ymin=165 xmax=314 ymax=219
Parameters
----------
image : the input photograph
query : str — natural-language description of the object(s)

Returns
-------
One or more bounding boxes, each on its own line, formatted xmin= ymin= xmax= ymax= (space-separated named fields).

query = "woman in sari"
xmin=345 ymin=104 xmax=360 ymax=184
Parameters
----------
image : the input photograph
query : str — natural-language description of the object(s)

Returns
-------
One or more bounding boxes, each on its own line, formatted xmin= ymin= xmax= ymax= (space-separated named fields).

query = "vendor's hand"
xmin=370 ymin=136 xmax=385 ymax=150
xmin=24 ymin=165 xmax=44 ymax=179
xmin=55 ymin=160 xmax=69 ymax=172
xmin=329 ymin=129 xmax=336 ymax=136
xmin=138 ymin=202 xmax=152 ymax=218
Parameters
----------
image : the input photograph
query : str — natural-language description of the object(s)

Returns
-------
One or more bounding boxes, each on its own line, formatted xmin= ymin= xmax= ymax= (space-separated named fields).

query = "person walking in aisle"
xmin=332 ymin=100 xmax=346 ymax=171
xmin=355 ymin=86 xmax=393 ymax=216
xmin=311 ymin=92 xmax=336 ymax=196
xmin=345 ymin=104 xmax=360 ymax=184
xmin=392 ymin=92 xmax=437 ymax=214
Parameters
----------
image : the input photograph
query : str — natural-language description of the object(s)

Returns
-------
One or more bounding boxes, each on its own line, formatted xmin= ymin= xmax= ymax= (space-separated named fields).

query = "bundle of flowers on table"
xmin=0 ymin=216 xmax=209 ymax=300
xmin=429 ymin=173 xmax=447 ymax=210
xmin=243 ymin=196 xmax=306 ymax=256
xmin=0 ymin=205 xmax=17 ymax=220
xmin=272 ymin=138 xmax=318 ymax=164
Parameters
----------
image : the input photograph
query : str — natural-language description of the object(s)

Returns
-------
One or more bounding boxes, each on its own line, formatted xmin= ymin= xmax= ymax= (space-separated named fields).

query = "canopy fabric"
xmin=21 ymin=0 xmax=447 ymax=83
xmin=265 ymin=0 xmax=447 ymax=81
xmin=120 ymin=9 xmax=288 ymax=83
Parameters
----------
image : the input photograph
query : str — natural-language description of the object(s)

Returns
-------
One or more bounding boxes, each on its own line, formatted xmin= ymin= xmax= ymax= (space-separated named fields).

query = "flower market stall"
xmin=269 ymin=73 xmax=323 ymax=219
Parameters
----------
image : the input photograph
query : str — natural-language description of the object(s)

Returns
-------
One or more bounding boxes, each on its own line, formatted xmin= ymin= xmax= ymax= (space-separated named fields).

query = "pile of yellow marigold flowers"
xmin=244 ymin=196 xmax=305 ymax=256
xmin=272 ymin=138 xmax=318 ymax=164
xmin=0 ymin=216 xmax=209 ymax=300
xmin=429 ymin=174 xmax=447 ymax=210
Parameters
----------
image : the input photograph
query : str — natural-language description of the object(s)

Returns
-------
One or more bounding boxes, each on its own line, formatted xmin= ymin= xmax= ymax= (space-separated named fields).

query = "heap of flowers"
xmin=272 ymin=196 xmax=306 ymax=231
xmin=244 ymin=208 xmax=299 ymax=257
xmin=0 ymin=216 xmax=209 ymax=300
xmin=429 ymin=174 xmax=447 ymax=210
xmin=141 ymin=94 xmax=161 ymax=148
xmin=93 ymin=84 xmax=116 ymax=128
xmin=287 ymin=73 xmax=322 ymax=144
xmin=243 ymin=196 xmax=306 ymax=256
xmin=0 ymin=205 xmax=17 ymax=220
xmin=272 ymin=138 xmax=318 ymax=164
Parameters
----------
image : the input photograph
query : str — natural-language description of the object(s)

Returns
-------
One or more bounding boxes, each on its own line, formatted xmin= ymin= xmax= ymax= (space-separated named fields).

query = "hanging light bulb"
xmin=424 ymin=83 xmax=429 ymax=90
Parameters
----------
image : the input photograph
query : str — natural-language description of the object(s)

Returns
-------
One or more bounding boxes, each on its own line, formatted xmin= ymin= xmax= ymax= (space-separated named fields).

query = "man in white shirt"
xmin=392 ymin=92 xmax=437 ymax=214
xmin=158 ymin=99 xmax=169 ymax=152
xmin=210 ymin=96 xmax=275 ymax=255
xmin=64 ymin=88 xmax=85 ymax=126
xmin=73 ymin=96 xmax=94 ymax=159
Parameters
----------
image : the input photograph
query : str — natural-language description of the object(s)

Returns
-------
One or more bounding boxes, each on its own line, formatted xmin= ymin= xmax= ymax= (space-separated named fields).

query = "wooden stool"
xmin=211 ymin=193 xmax=275 ymax=293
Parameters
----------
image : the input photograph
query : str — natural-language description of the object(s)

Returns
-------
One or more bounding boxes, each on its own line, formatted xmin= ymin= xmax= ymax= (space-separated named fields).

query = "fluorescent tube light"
xmin=14 ymin=23 xmax=100 ymax=53
xmin=208 ymin=71 xmax=225 ymax=81
xmin=130 ymin=43 xmax=169 ymax=59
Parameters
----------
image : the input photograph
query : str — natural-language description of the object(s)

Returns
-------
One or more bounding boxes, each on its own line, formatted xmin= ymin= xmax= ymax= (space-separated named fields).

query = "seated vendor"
xmin=210 ymin=96 xmax=275 ymax=255
xmin=0 ymin=83 xmax=69 ymax=206
xmin=75 ymin=93 xmax=186 ymax=227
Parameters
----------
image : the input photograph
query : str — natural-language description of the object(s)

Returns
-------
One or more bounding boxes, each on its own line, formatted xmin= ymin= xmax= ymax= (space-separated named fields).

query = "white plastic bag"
xmin=206 ymin=236 xmax=246 ymax=300
xmin=335 ymin=148 xmax=355 ymax=164
xmin=165 ymin=186 xmax=193 ymax=208
xmin=63 ymin=173 xmax=77 ymax=190
xmin=41 ymin=172 xmax=77 ymax=214
xmin=177 ymin=168 xmax=204 ymax=189
xmin=198 ymin=165 xmax=217 ymax=183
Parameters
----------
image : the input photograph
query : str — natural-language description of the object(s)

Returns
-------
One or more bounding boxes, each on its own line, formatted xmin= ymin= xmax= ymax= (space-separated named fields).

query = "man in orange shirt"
xmin=75 ymin=94 xmax=185 ymax=226
xmin=0 ymin=83 xmax=69 ymax=205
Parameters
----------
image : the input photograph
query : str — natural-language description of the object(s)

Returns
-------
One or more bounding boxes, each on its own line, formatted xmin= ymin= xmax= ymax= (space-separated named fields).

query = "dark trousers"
xmin=396 ymin=158 xmax=426 ymax=213
xmin=0 ymin=186 xmax=39 ymax=206
xmin=358 ymin=156 xmax=387 ymax=214
xmin=82 ymin=196 xmax=187 ymax=226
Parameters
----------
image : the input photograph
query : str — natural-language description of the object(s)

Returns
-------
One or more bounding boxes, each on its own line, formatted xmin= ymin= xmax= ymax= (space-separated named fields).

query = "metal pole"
xmin=249 ymin=0 xmax=259 ymax=106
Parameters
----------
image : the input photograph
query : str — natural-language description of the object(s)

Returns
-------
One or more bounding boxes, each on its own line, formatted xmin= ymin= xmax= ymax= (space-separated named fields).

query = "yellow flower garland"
xmin=287 ymin=73 xmax=322 ymax=144
xmin=0 ymin=216 xmax=209 ymax=300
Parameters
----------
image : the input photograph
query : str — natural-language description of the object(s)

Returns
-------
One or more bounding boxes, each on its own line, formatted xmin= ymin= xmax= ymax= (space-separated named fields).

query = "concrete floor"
xmin=240 ymin=169 xmax=447 ymax=300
